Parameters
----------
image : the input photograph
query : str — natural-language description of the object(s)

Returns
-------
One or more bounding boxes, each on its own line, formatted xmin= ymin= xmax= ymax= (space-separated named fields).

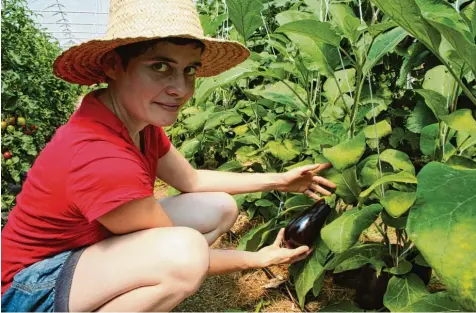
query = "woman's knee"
xmin=157 ymin=227 xmax=209 ymax=294
xmin=214 ymin=192 xmax=239 ymax=229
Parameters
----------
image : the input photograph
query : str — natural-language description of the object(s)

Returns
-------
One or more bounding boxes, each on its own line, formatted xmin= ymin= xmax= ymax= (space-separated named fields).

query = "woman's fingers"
xmin=310 ymin=162 xmax=332 ymax=175
xmin=273 ymin=228 xmax=285 ymax=247
xmin=288 ymin=245 xmax=310 ymax=258
xmin=288 ymin=246 xmax=312 ymax=263
xmin=304 ymin=189 xmax=321 ymax=201
xmin=309 ymin=183 xmax=332 ymax=196
xmin=313 ymin=176 xmax=337 ymax=189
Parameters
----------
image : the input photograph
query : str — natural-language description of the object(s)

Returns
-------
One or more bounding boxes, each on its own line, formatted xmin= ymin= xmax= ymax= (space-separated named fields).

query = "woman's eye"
xmin=152 ymin=63 xmax=169 ymax=72
xmin=185 ymin=66 xmax=197 ymax=76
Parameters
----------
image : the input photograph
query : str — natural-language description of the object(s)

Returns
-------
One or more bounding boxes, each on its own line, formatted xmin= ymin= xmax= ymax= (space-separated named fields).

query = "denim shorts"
xmin=1 ymin=247 xmax=86 ymax=312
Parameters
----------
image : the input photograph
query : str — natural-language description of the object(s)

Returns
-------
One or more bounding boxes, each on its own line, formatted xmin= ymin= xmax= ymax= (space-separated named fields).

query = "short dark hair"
xmin=114 ymin=37 xmax=205 ymax=70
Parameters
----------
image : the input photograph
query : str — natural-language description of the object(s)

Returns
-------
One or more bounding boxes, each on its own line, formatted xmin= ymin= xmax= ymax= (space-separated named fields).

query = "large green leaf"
xmin=446 ymin=155 xmax=476 ymax=170
xmin=414 ymin=89 xmax=449 ymax=118
xmin=275 ymin=10 xmax=318 ymax=26
xmin=274 ymin=10 xmax=339 ymax=76
xmin=415 ymin=0 xmax=476 ymax=75
xmin=236 ymin=218 xmax=277 ymax=251
xmin=371 ymin=0 xmax=441 ymax=52
xmin=182 ymin=109 xmax=214 ymax=131
xmin=406 ymin=101 xmax=438 ymax=134
xmin=179 ymin=139 xmax=201 ymax=158
xmin=367 ymin=21 xmax=399 ymax=36
xmin=308 ymin=126 xmax=340 ymax=151
xmin=303 ymin=0 xmax=323 ymax=17
xmin=420 ymin=123 xmax=440 ymax=156
xmin=380 ymin=149 xmax=415 ymax=174
xmin=363 ymin=120 xmax=393 ymax=139
xmin=363 ymin=26 xmax=408 ymax=74
xmin=199 ymin=14 xmax=227 ymax=36
xmin=320 ymin=166 xmax=361 ymax=205
xmin=323 ymin=132 xmax=366 ymax=171
xmin=286 ymin=33 xmax=339 ymax=77
xmin=217 ymin=160 xmax=245 ymax=172
xmin=440 ymin=109 xmax=476 ymax=138
xmin=204 ymin=110 xmax=243 ymax=130
xmin=380 ymin=190 xmax=417 ymax=218
xmin=383 ymin=274 xmax=430 ymax=312
xmin=194 ymin=59 xmax=258 ymax=105
xmin=461 ymin=2 xmax=476 ymax=36
xmin=225 ymin=0 xmax=264 ymax=42
xmin=276 ymin=20 xmax=342 ymax=46
xmin=407 ymin=162 xmax=476 ymax=310
xmin=402 ymin=291 xmax=462 ymax=312
xmin=323 ymin=68 xmax=357 ymax=103
xmin=247 ymin=81 xmax=308 ymax=113
xmin=321 ymin=204 xmax=383 ymax=253
xmin=358 ymin=155 xmax=388 ymax=187
xmin=421 ymin=65 xmax=457 ymax=98
xmin=325 ymin=243 xmax=385 ymax=273
xmin=328 ymin=4 xmax=362 ymax=44
xmin=289 ymin=240 xmax=329 ymax=308
xmin=280 ymin=194 xmax=315 ymax=216
xmin=262 ymin=119 xmax=294 ymax=141
xmin=359 ymin=171 xmax=418 ymax=200
xmin=265 ymin=139 xmax=301 ymax=161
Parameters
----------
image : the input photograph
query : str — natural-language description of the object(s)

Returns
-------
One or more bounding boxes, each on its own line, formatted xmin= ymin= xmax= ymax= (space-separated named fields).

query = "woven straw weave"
xmin=53 ymin=0 xmax=250 ymax=86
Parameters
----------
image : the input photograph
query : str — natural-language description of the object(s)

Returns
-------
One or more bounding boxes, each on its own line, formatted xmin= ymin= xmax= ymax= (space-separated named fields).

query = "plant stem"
xmin=373 ymin=222 xmax=389 ymax=246
xmin=456 ymin=135 xmax=471 ymax=154
xmin=280 ymin=80 xmax=317 ymax=125
xmin=349 ymin=66 xmax=365 ymax=137
xmin=339 ymin=47 xmax=357 ymax=67
xmin=449 ymin=68 xmax=462 ymax=113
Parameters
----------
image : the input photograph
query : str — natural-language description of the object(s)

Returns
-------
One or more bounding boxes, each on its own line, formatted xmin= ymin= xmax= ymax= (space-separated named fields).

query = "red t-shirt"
xmin=1 ymin=90 xmax=171 ymax=295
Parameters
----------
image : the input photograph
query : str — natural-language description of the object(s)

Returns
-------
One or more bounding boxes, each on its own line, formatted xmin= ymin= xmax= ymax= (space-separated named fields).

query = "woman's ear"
xmin=102 ymin=50 xmax=123 ymax=81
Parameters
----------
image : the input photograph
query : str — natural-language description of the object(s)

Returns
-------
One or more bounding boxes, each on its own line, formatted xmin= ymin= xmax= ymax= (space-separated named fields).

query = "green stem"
xmin=280 ymin=80 xmax=313 ymax=122
xmin=374 ymin=222 xmax=390 ymax=246
xmin=349 ymin=66 xmax=365 ymax=137
xmin=456 ymin=135 xmax=471 ymax=154
xmin=250 ymin=103 xmax=263 ymax=149
xmin=449 ymin=68 xmax=462 ymax=113
xmin=339 ymin=46 xmax=357 ymax=67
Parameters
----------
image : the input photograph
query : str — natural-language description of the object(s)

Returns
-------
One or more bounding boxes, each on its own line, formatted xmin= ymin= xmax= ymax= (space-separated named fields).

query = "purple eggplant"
xmin=284 ymin=199 xmax=331 ymax=249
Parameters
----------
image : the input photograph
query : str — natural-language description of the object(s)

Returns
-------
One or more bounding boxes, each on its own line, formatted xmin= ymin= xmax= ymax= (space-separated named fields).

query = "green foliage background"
xmin=169 ymin=0 xmax=476 ymax=310
xmin=1 ymin=0 xmax=476 ymax=310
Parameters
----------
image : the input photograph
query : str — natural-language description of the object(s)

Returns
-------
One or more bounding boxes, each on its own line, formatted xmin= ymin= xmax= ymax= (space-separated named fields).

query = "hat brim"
xmin=53 ymin=35 xmax=250 ymax=86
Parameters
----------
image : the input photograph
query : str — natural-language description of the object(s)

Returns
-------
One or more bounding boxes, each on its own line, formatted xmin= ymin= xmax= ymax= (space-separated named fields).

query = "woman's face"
xmin=109 ymin=41 xmax=202 ymax=127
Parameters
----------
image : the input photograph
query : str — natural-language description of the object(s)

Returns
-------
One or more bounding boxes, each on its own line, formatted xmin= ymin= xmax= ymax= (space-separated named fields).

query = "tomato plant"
xmin=1 ymin=0 xmax=85 ymax=224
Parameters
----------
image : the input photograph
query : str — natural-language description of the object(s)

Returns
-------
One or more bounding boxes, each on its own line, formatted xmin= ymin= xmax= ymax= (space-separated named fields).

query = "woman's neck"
xmin=99 ymin=87 xmax=145 ymax=143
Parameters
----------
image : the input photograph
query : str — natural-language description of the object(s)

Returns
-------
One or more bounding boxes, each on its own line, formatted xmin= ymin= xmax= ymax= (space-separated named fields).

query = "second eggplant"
xmin=284 ymin=199 xmax=332 ymax=249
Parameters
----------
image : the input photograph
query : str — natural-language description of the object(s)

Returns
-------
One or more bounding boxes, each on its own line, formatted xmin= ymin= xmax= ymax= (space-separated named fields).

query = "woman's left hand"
xmin=278 ymin=163 xmax=337 ymax=200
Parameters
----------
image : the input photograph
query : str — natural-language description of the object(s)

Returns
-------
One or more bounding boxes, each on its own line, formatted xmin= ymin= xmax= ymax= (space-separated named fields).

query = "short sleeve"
xmin=156 ymin=127 xmax=171 ymax=159
xmin=68 ymin=142 xmax=154 ymax=223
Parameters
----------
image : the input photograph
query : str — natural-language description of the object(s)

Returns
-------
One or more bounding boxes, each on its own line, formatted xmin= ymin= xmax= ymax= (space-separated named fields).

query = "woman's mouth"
xmin=154 ymin=102 xmax=180 ymax=112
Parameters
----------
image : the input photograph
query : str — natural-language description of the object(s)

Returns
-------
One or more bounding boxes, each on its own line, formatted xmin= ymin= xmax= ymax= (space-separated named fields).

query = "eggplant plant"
xmin=166 ymin=0 xmax=476 ymax=311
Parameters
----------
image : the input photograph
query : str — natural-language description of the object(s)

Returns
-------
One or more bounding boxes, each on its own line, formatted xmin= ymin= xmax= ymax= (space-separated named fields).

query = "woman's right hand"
xmin=253 ymin=228 xmax=313 ymax=268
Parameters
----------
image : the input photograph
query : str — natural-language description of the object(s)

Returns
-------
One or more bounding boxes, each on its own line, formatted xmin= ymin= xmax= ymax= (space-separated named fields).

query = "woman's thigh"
xmin=157 ymin=192 xmax=238 ymax=234
xmin=68 ymin=226 xmax=209 ymax=312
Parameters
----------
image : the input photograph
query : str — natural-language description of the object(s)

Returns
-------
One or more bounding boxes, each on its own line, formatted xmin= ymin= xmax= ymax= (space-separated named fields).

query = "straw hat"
xmin=53 ymin=0 xmax=250 ymax=86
